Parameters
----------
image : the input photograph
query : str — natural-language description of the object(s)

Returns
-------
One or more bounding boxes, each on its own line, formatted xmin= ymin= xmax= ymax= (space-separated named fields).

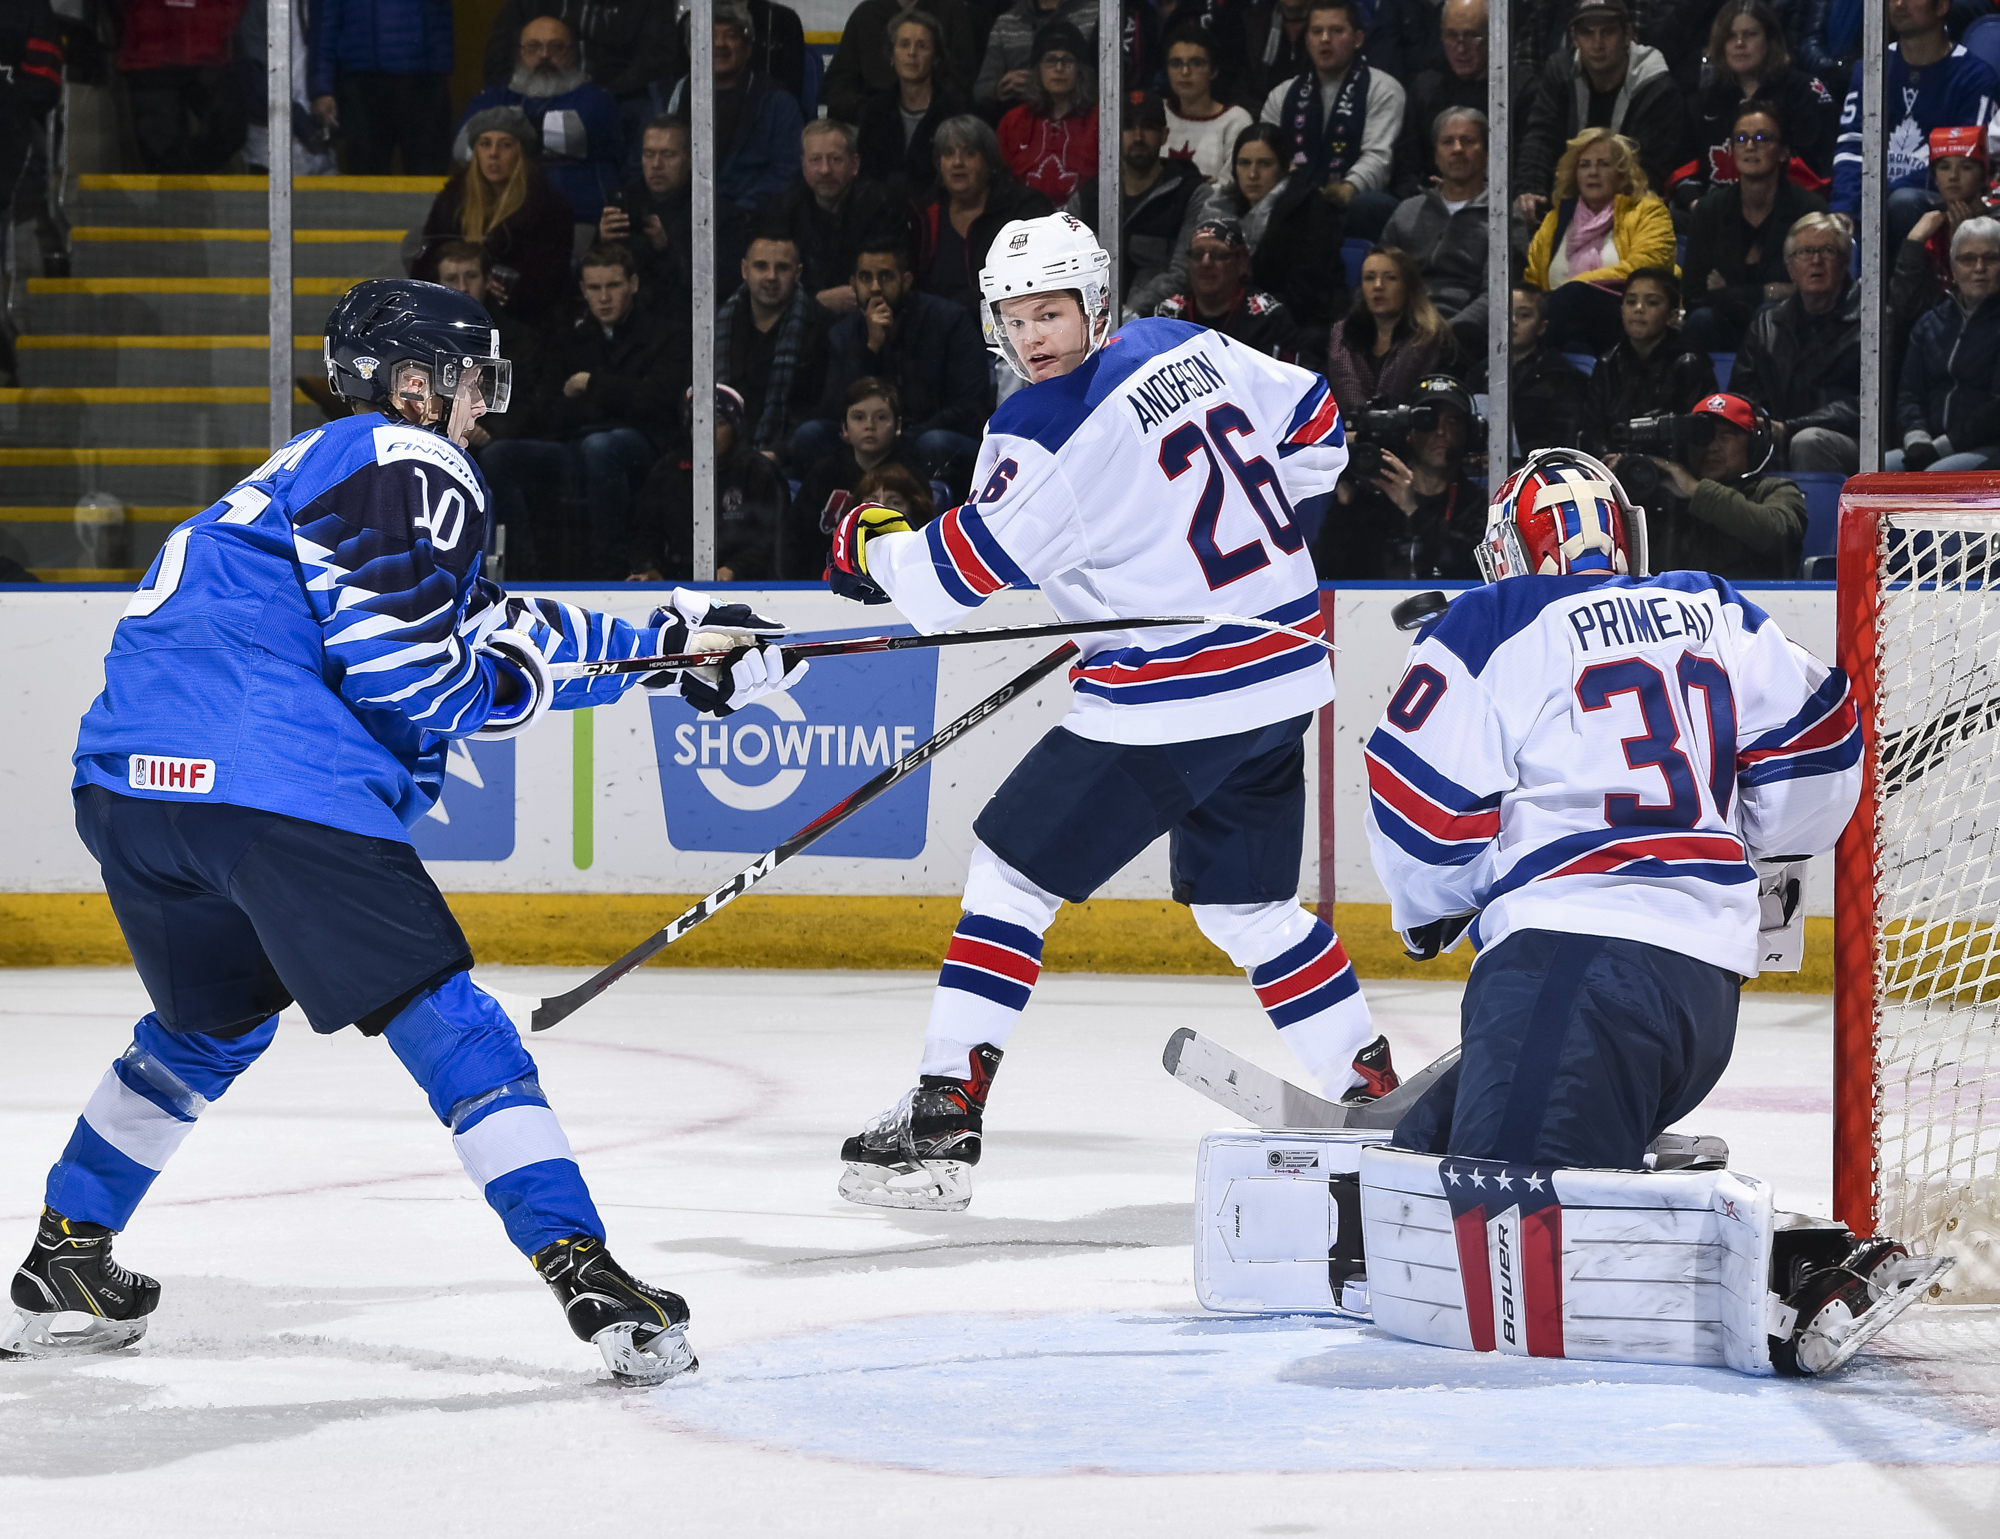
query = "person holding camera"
xmin=1609 ymin=391 xmax=1806 ymax=580
xmin=1316 ymin=374 xmax=1485 ymax=580
xmin=597 ymin=115 xmax=692 ymax=305
xmin=1890 ymin=216 xmax=2000 ymax=472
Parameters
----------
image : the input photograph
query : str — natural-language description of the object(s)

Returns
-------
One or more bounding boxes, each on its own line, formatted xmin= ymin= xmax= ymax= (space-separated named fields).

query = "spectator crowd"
xmin=19 ymin=0 xmax=2000 ymax=583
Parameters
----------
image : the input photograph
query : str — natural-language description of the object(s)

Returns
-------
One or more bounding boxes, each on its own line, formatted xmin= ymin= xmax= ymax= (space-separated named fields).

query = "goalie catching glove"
xmin=640 ymin=587 xmax=808 ymax=717
xmin=825 ymin=502 xmax=912 ymax=605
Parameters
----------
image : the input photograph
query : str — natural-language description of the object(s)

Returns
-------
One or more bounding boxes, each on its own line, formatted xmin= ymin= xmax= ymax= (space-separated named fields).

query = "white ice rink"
xmin=1 ymin=967 xmax=1996 ymax=1536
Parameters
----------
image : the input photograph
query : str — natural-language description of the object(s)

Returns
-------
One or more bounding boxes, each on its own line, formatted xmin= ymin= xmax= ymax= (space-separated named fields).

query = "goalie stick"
xmin=544 ymin=611 xmax=1337 ymax=681
xmin=526 ymin=641 xmax=1079 ymax=1032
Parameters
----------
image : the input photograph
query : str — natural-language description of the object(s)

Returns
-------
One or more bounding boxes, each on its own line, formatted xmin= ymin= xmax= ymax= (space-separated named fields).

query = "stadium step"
xmin=3 ymin=173 xmax=441 ymax=578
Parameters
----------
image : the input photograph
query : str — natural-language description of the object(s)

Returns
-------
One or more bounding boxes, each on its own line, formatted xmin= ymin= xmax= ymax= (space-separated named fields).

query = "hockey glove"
xmin=677 ymin=639 xmax=810 ymax=717
xmin=476 ymin=618 xmax=559 ymax=739
xmin=825 ymin=502 xmax=911 ymax=605
xmin=1401 ymin=911 xmax=1477 ymax=962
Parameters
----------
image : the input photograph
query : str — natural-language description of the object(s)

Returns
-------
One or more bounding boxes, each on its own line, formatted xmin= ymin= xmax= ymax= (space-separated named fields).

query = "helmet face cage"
xmin=981 ymin=280 xmax=1113 ymax=381
xmin=1477 ymin=448 xmax=1649 ymax=583
xmin=322 ymin=280 xmax=511 ymax=423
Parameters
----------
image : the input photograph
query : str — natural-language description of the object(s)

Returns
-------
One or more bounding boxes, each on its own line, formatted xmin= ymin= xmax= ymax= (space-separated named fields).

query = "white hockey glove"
xmin=476 ymin=623 xmax=557 ymax=739
xmin=642 ymin=588 xmax=809 ymax=717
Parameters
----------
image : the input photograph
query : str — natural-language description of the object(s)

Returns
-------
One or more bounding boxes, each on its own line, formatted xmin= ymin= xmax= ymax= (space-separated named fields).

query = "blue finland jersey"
xmin=74 ymin=413 xmax=658 ymax=841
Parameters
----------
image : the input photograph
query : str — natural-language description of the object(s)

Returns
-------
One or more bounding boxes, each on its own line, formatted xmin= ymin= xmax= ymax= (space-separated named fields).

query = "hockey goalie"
xmin=1200 ymin=449 xmax=1948 ymax=1377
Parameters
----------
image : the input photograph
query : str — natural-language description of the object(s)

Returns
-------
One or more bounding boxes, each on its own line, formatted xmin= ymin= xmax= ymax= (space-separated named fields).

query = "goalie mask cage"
xmin=1836 ymin=474 xmax=2000 ymax=1303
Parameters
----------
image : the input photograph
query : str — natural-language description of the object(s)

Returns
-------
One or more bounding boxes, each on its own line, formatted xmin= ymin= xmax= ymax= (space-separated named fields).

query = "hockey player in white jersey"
xmin=1360 ymin=448 xmax=1941 ymax=1374
xmin=823 ymin=212 xmax=1394 ymax=1211
xmin=1 ymin=280 xmax=805 ymax=1384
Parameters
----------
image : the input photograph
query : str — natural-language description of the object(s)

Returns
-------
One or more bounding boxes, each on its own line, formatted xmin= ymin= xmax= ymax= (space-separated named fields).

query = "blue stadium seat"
xmin=1342 ymin=239 xmax=1370 ymax=289
xmin=1562 ymin=352 xmax=1597 ymax=376
xmin=1710 ymin=353 xmax=1734 ymax=388
xmin=1963 ymin=15 xmax=2000 ymax=78
xmin=1788 ymin=471 xmax=1846 ymax=578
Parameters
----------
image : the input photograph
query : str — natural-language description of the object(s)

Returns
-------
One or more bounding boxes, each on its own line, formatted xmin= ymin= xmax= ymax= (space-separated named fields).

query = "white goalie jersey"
xmin=1364 ymin=572 xmax=1863 ymax=977
xmin=867 ymin=317 xmax=1346 ymax=745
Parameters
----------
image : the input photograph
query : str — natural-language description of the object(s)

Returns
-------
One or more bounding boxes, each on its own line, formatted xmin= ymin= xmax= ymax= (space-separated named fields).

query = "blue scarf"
xmin=1281 ymin=59 xmax=1370 ymax=188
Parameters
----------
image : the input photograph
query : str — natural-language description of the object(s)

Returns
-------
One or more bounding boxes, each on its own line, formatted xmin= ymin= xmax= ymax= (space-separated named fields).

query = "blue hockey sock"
xmin=381 ymin=972 xmax=605 ymax=1256
xmin=44 ymin=1012 xmax=279 ymax=1229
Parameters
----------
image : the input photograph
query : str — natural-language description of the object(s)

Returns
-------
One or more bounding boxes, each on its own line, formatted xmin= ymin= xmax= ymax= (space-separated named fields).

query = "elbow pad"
xmin=475 ymin=627 xmax=555 ymax=739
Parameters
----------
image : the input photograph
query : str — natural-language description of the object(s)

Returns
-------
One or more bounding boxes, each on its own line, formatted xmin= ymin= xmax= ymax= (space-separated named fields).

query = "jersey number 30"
xmin=1578 ymin=655 xmax=1739 ymax=826
xmin=1160 ymin=405 xmax=1304 ymax=590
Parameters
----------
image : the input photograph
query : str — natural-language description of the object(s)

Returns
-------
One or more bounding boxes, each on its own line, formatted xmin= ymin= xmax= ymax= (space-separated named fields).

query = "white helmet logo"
xmin=353 ymin=356 xmax=380 ymax=380
xmin=1010 ymin=231 xmax=1031 ymax=249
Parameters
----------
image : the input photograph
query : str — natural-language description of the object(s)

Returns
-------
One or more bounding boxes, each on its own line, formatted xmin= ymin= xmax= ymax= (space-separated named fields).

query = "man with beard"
xmin=456 ymin=14 xmax=623 ymax=225
xmin=1062 ymin=94 xmax=1209 ymax=318
xmin=1151 ymin=218 xmax=1302 ymax=361
xmin=759 ymin=120 xmax=897 ymax=318
xmin=717 ymin=228 xmax=830 ymax=469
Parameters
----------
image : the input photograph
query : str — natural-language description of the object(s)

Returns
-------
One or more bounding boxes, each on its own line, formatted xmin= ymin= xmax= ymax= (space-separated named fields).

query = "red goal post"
xmin=1835 ymin=474 xmax=2000 ymax=1303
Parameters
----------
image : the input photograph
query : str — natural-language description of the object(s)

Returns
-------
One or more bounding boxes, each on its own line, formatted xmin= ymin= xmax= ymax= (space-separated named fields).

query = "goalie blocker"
xmin=1194 ymin=1135 xmax=1949 ymax=1376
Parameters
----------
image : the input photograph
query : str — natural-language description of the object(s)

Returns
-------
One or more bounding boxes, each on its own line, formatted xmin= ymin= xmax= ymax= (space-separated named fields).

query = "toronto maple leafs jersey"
xmin=1831 ymin=42 xmax=1999 ymax=213
xmin=73 ymin=413 xmax=660 ymax=842
xmin=1364 ymin=572 xmax=1861 ymax=977
xmin=868 ymin=317 xmax=1345 ymax=745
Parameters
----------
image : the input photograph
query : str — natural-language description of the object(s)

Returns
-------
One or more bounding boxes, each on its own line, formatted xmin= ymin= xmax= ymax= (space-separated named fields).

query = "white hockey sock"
xmin=917 ymin=843 xmax=1062 ymax=1078
xmin=1193 ymin=902 xmax=1376 ymax=1099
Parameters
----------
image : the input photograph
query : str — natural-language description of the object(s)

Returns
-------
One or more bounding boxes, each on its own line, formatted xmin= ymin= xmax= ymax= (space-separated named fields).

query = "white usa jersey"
xmin=1364 ymin=572 xmax=1862 ymax=977
xmin=869 ymin=317 xmax=1345 ymax=745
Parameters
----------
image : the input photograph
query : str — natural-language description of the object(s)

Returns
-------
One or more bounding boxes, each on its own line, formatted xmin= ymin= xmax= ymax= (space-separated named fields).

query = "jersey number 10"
xmin=1159 ymin=404 xmax=1305 ymax=590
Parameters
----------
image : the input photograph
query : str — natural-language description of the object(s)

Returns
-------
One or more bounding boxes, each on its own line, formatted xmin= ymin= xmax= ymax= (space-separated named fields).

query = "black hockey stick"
xmin=1877 ymin=690 xmax=2000 ymax=797
xmin=543 ymin=611 xmax=1329 ymax=682
xmin=527 ymin=641 xmax=1080 ymax=1032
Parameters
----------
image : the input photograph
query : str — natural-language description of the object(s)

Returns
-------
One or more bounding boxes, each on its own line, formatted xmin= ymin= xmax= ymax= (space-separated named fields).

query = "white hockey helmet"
xmin=977 ymin=212 xmax=1114 ymax=381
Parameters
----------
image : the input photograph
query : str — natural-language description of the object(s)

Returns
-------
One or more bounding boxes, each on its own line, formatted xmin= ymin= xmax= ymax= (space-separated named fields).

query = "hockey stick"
xmin=544 ymin=611 xmax=1336 ymax=681
xmin=1162 ymin=1028 xmax=1459 ymax=1130
xmin=1877 ymin=690 xmax=2000 ymax=797
xmin=527 ymin=641 xmax=1080 ymax=1032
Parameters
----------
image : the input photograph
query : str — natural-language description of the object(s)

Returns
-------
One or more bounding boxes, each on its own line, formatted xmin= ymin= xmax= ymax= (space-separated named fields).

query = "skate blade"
xmin=1806 ymin=1256 xmax=1955 ymax=1375
xmin=0 ymin=1307 xmax=148 ymax=1360
xmin=593 ymin=1321 xmax=698 ymax=1386
xmin=837 ymin=1159 xmax=972 ymax=1211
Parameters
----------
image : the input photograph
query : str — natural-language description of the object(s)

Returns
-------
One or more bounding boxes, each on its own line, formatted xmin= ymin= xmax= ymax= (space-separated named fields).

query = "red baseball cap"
xmin=1691 ymin=392 xmax=1760 ymax=433
xmin=1929 ymin=125 xmax=1990 ymax=166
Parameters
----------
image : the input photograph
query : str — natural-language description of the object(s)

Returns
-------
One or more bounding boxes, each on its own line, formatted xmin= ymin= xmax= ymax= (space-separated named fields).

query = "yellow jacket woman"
xmin=1524 ymin=127 xmax=1679 ymax=352
xmin=1524 ymin=192 xmax=1677 ymax=290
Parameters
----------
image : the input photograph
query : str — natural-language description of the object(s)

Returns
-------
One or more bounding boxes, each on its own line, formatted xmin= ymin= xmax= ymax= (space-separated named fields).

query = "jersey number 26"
xmin=1160 ymin=405 xmax=1305 ymax=590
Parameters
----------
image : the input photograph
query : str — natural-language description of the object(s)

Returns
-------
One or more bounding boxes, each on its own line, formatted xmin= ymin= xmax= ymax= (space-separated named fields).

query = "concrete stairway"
xmin=0 ymin=175 xmax=439 ymax=579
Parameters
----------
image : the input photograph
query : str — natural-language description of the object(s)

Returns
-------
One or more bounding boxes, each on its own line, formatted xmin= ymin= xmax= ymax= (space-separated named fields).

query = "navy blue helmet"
xmin=322 ymin=279 xmax=512 ymax=417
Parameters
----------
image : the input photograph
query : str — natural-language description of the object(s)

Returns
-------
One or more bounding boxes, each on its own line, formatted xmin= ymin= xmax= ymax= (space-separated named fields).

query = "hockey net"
xmin=1837 ymin=475 xmax=2000 ymax=1303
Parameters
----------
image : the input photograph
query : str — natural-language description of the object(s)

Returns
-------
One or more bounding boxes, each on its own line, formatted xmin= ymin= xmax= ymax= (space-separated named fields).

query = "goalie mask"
xmin=1477 ymin=447 xmax=1649 ymax=582
xmin=977 ymin=213 xmax=1113 ymax=381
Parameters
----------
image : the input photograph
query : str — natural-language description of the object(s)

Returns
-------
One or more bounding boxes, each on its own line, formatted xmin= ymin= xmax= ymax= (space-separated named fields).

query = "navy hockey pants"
xmin=1392 ymin=929 xmax=1741 ymax=1170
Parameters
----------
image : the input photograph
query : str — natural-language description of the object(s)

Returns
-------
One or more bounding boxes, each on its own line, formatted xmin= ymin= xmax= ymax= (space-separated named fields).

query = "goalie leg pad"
xmin=1193 ymin=1131 xmax=1384 ymax=1314
xmin=1359 ymin=1144 xmax=1779 ymax=1374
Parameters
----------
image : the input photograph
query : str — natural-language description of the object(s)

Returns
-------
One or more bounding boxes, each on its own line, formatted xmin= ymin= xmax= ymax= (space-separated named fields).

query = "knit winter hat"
xmin=460 ymin=106 xmax=540 ymax=158
xmin=1031 ymin=20 xmax=1088 ymax=64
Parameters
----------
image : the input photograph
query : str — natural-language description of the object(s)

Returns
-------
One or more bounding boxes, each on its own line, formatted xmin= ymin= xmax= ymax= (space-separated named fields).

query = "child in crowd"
xmin=852 ymin=462 xmax=938 ymax=527
xmin=629 ymin=385 xmax=794 ymax=582
xmin=1894 ymin=126 xmax=2000 ymax=320
xmin=790 ymin=376 xmax=931 ymax=576
xmin=1583 ymin=267 xmax=1719 ymax=457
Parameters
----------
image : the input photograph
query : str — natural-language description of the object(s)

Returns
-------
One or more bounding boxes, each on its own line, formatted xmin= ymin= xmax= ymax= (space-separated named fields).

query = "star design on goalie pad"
xmin=1469 ymin=1169 xmax=1486 ymax=1188
xmin=1495 ymin=1172 xmax=1513 ymax=1190
xmin=1443 ymin=1165 xmax=1463 ymax=1185
xmin=1525 ymin=1173 xmax=1546 ymax=1192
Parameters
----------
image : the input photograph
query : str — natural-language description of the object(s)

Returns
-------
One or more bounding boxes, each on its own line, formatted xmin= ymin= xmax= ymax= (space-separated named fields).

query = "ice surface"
xmin=1 ymin=967 xmax=1997 ymax=1536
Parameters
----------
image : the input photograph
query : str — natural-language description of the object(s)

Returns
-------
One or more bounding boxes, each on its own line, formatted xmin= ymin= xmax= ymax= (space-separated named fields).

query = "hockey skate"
xmin=1 ymin=1207 xmax=160 ymax=1360
xmin=1340 ymin=1035 xmax=1400 ymax=1105
xmin=1770 ymin=1237 xmax=1955 ymax=1376
xmin=531 ymin=1236 xmax=697 ymax=1386
xmin=837 ymin=1044 xmax=1001 ymax=1212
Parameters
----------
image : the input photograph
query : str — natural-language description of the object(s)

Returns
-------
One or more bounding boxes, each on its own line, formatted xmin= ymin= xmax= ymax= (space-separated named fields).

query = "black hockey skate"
xmin=1769 ymin=1236 xmax=1954 ymax=1376
xmin=531 ymin=1236 xmax=697 ymax=1386
xmin=2 ymin=1207 xmax=160 ymax=1360
xmin=1340 ymin=1036 xmax=1400 ymax=1106
xmin=837 ymin=1043 xmax=1002 ymax=1212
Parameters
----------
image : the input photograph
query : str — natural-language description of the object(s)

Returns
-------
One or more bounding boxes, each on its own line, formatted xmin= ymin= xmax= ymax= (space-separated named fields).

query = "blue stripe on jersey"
xmin=1269 ymin=967 xmax=1362 ymax=1028
xmin=1739 ymin=739 xmax=1862 ymax=786
xmin=921 ymin=518 xmax=985 ymax=607
xmin=1366 ymin=729 xmax=1501 ymax=815
xmin=957 ymin=502 xmax=1032 ymax=587
xmin=1085 ymin=593 xmax=1322 ymax=670
xmin=1480 ymin=825 xmax=1756 ymax=905
xmin=939 ymin=961 xmax=1035 ymax=1011
xmin=956 ymin=912 xmax=1047 ymax=959
xmin=1428 ymin=571 xmax=1774 ymax=677
xmin=1071 ymin=637 xmax=1324 ymax=705
xmin=1371 ymin=793 xmax=1489 ymax=867
xmin=1741 ymin=669 xmax=1850 ymax=755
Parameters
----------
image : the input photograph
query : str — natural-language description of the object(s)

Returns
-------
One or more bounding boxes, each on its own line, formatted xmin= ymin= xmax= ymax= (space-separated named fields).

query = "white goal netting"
xmin=1870 ymin=510 xmax=2000 ymax=1302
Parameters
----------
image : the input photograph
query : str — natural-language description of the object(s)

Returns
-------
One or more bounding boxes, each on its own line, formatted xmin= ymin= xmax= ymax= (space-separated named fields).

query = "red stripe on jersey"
xmin=940 ymin=506 xmax=1007 ymax=595
xmin=1546 ymin=833 xmax=1745 ymax=881
xmin=1253 ymin=937 xmax=1352 ymax=1009
xmin=944 ymin=934 xmax=1041 ymax=985
xmin=1290 ymin=393 xmax=1341 ymax=446
xmin=1738 ymin=694 xmax=1858 ymax=764
xmin=1365 ymin=753 xmax=1501 ymax=843
xmin=1073 ymin=613 xmax=1324 ymax=687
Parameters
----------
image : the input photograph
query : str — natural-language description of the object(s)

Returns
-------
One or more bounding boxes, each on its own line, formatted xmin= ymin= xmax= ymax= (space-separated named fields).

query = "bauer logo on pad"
xmin=647 ymin=634 xmax=939 ymax=858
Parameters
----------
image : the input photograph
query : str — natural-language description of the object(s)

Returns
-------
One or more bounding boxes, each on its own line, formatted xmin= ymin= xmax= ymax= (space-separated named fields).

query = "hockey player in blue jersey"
xmin=820 ymin=213 xmax=1394 ymax=1213
xmin=1 ymin=280 xmax=805 ymax=1384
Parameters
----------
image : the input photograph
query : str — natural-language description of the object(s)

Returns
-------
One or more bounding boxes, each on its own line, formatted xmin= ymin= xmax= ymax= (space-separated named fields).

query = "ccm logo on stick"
xmin=128 ymin=755 xmax=216 ymax=793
